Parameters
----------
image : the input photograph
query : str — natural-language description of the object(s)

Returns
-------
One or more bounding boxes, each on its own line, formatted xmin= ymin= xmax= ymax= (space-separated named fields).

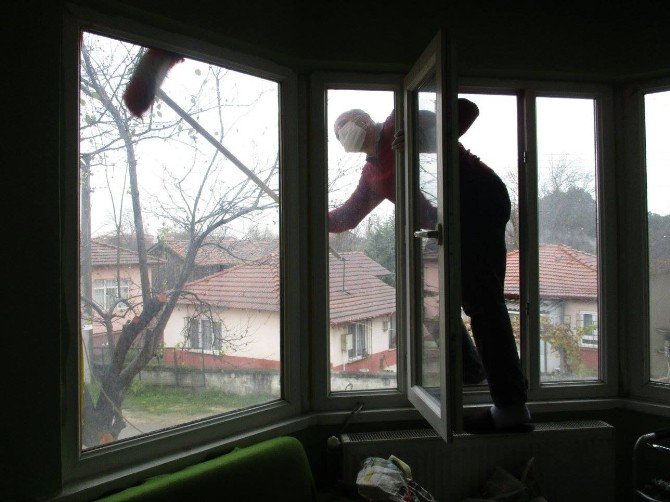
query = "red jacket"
xmin=329 ymin=113 xmax=436 ymax=233
xmin=328 ymin=113 xmax=495 ymax=233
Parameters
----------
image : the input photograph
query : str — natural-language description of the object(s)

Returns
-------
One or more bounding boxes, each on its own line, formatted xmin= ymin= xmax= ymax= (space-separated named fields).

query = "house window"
xmin=579 ymin=312 xmax=599 ymax=346
xmin=644 ymin=90 xmax=670 ymax=384
xmin=326 ymin=88 xmax=398 ymax=391
xmin=347 ymin=320 xmax=371 ymax=361
xmin=78 ymin=30 xmax=283 ymax=451
xmin=185 ymin=318 xmax=223 ymax=351
xmin=92 ymin=279 xmax=130 ymax=310
xmin=387 ymin=314 xmax=397 ymax=349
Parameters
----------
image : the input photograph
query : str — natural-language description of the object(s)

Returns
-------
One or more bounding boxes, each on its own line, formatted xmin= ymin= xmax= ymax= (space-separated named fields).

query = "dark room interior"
xmin=5 ymin=1 xmax=670 ymax=500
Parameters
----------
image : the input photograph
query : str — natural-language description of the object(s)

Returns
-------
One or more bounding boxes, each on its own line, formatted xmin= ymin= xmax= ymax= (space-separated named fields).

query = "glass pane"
xmin=79 ymin=32 xmax=281 ymax=449
xmin=187 ymin=319 xmax=200 ymax=349
xmin=202 ymin=320 xmax=213 ymax=351
xmin=458 ymin=93 xmax=520 ymax=379
xmin=213 ymin=322 xmax=222 ymax=351
xmin=326 ymin=89 xmax=398 ymax=392
xmin=415 ymin=76 xmax=441 ymax=398
xmin=536 ymin=97 xmax=599 ymax=382
xmin=645 ymin=90 xmax=670 ymax=384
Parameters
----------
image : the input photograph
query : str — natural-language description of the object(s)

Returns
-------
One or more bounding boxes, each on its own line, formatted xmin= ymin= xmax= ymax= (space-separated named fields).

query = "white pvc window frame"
xmin=308 ymin=72 xmax=410 ymax=412
xmin=308 ymin=75 xmax=619 ymax=414
xmin=459 ymin=79 xmax=618 ymax=404
xmin=61 ymin=4 xmax=302 ymax=486
xmin=51 ymin=6 xmax=644 ymax=499
xmin=626 ymin=79 xmax=670 ymax=403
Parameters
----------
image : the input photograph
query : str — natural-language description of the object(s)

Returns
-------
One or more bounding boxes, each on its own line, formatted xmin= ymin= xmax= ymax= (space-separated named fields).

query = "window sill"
xmin=57 ymin=414 xmax=313 ymax=501
xmin=58 ymin=408 xmax=421 ymax=501
xmin=623 ymin=398 xmax=670 ymax=417
xmin=57 ymin=396 xmax=670 ymax=501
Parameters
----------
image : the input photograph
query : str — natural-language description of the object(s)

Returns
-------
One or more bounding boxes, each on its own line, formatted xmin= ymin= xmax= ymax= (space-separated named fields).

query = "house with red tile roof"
xmin=504 ymin=244 xmax=599 ymax=375
xmin=423 ymin=243 xmax=600 ymax=376
xmin=161 ymin=251 xmax=397 ymax=377
xmin=328 ymin=253 xmax=397 ymax=376
xmin=86 ymin=240 xmax=163 ymax=356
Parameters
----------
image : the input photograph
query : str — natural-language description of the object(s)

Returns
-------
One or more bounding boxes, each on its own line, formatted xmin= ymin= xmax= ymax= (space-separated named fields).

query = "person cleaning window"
xmin=329 ymin=99 xmax=532 ymax=433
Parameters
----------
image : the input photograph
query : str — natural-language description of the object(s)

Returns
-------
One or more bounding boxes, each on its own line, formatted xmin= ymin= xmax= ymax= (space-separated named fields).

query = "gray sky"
xmin=83 ymin=33 xmax=670 ymax=243
xmin=84 ymin=33 xmax=279 ymax=239
xmin=645 ymin=91 xmax=670 ymax=216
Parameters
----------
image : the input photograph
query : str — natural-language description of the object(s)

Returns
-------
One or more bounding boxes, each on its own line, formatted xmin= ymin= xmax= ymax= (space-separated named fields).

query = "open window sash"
xmin=403 ymin=31 xmax=462 ymax=441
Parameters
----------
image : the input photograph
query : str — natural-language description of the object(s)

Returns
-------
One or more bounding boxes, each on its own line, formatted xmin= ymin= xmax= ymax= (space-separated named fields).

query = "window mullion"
xmin=519 ymin=90 xmax=541 ymax=395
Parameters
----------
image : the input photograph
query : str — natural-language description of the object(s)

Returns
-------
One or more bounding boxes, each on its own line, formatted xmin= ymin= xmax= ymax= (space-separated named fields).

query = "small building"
xmin=505 ymin=244 xmax=599 ymax=375
xmin=85 ymin=240 xmax=163 ymax=362
xmin=161 ymin=251 xmax=397 ymax=374
xmin=422 ymin=243 xmax=599 ymax=376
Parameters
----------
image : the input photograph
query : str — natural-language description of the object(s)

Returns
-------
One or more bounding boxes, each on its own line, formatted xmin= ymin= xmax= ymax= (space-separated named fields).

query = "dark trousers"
xmin=460 ymin=172 xmax=527 ymax=407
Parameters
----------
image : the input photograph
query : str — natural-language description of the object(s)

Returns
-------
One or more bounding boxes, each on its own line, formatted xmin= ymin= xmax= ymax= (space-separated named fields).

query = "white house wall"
xmin=164 ymin=306 xmax=393 ymax=369
xmin=328 ymin=317 xmax=391 ymax=368
xmin=563 ymin=300 xmax=598 ymax=331
xmin=164 ymin=304 xmax=281 ymax=361
xmin=329 ymin=324 xmax=347 ymax=368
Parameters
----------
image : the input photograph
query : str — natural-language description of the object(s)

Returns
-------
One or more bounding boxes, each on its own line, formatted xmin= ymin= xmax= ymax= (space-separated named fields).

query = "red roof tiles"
xmin=183 ymin=253 xmax=281 ymax=311
xmin=154 ymin=238 xmax=278 ymax=267
xmin=182 ymin=251 xmax=396 ymax=324
xmin=90 ymin=240 xmax=162 ymax=267
xmin=329 ymin=253 xmax=395 ymax=325
xmin=504 ymin=244 xmax=598 ymax=301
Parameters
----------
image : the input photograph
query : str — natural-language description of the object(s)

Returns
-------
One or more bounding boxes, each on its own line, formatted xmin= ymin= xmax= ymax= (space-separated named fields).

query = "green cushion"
xmin=98 ymin=436 xmax=317 ymax=501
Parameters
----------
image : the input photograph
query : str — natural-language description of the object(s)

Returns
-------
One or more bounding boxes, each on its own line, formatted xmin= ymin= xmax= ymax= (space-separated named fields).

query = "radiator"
xmin=341 ymin=420 xmax=614 ymax=501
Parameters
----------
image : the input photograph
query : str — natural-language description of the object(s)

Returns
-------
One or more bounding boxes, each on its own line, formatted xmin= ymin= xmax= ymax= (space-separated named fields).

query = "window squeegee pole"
xmin=156 ymin=89 xmax=343 ymax=260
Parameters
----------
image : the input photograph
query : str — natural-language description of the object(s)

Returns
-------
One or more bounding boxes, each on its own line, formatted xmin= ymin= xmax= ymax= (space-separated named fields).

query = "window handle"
xmin=413 ymin=229 xmax=438 ymax=239
xmin=413 ymin=224 xmax=442 ymax=244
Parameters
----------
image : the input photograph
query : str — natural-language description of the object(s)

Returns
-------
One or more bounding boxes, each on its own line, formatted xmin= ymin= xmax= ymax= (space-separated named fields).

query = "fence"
xmin=92 ymin=360 xmax=395 ymax=397
xmin=135 ymin=365 xmax=281 ymax=396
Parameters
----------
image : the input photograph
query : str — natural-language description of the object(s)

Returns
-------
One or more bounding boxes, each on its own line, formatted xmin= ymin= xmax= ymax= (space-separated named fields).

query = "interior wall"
xmin=102 ymin=0 xmax=670 ymax=79
xmin=4 ymin=0 xmax=670 ymax=499
xmin=4 ymin=2 xmax=64 ymax=500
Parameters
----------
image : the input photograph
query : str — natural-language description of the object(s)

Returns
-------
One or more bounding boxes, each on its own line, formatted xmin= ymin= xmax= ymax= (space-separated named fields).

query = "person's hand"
xmin=392 ymin=129 xmax=405 ymax=152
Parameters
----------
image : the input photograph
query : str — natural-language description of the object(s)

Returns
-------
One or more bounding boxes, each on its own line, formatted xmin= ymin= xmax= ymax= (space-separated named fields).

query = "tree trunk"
xmin=559 ymin=348 xmax=571 ymax=375
xmin=82 ymin=372 xmax=126 ymax=447
xmin=80 ymin=155 xmax=94 ymax=382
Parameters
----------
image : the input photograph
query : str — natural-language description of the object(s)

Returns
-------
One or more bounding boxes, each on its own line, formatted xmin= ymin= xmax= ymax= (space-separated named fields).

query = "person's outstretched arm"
xmin=328 ymin=178 xmax=384 ymax=233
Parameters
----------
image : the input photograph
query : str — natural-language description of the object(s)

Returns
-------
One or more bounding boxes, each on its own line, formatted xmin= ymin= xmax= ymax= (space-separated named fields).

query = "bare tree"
xmin=538 ymin=156 xmax=597 ymax=253
xmin=539 ymin=154 xmax=592 ymax=197
xmin=79 ymin=36 xmax=278 ymax=446
xmin=500 ymin=167 xmax=520 ymax=251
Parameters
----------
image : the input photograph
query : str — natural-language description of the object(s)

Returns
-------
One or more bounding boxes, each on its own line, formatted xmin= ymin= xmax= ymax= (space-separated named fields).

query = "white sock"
xmin=490 ymin=404 xmax=531 ymax=428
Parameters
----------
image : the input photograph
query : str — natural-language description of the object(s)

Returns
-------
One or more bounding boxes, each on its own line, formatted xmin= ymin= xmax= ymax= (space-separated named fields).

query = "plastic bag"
xmin=356 ymin=456 xmax=436 ymax=502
